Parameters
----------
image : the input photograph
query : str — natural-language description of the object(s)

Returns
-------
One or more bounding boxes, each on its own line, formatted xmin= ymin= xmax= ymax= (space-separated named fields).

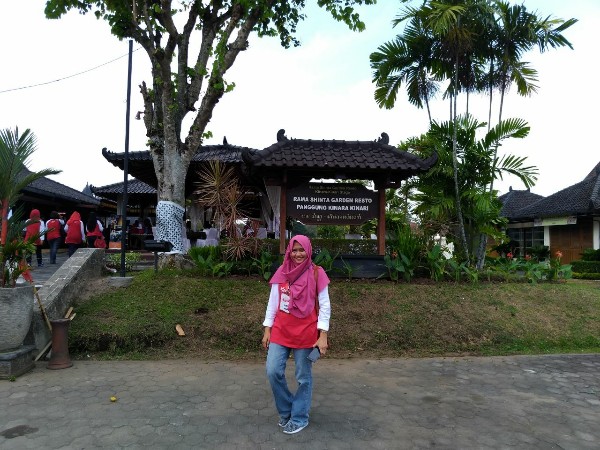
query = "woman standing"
xmin=85 ymin=212 xmax=104 ymax=248
xmin=45 ymin=211 xmax=64 ymax=264
xmin=261 ymin=235 xmax=331 ymax=435
xmin=64 ymin=211 xmax=85 ymax=257
xmin=24 ymin=208 xmax=45 ymax=267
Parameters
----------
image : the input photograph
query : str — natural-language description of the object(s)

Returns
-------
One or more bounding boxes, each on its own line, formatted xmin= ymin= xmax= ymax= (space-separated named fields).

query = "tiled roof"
xmin=101 ymin=140 xmax=258 ymax=194
xmin=500 ymin=162 xmax=600 ymax=220
xmin=103 ymin=145 xmax=248 ymax=165
xmin=516 ymin=176 xmax=600 ymax=218
xmin=584 ymin=161 xmax=600 ymax=181
xmin=20 ymin=168 xmax=100 ymax=206
xmin=244 ymin=130 xmax=437 ymax=178
xmin=498 ymin=188 xmax=545 ymax=219
xmin=90 ymin=178 xmax=156 ymax=196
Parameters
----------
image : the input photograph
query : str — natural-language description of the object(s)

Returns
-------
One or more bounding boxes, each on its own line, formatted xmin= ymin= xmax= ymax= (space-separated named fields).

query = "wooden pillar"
xmin=279 ymin=177 xmax=287 ymax=254
xmin=377 ymin=184 xmax=386 ymax=255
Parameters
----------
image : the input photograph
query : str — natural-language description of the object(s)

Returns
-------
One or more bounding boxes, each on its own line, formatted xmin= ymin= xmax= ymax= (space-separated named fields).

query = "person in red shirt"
xmin=45 ymin=211 xmax=64 ymax=264
xmin=24 ymin=208 xmax=45 ymax=267
xmin=85 ymin=212 xmax=104 ymax=248
xmin=261 ymin=235 xmax=331 ymax=435
xmin=64 ymin=211 xmax=85 ymax=257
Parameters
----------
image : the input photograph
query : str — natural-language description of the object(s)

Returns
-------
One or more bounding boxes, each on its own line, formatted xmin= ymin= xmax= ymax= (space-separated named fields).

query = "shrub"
xmin=530 ymin=245 xmax=550 ymax=261
xmin=571 ymin=260 xmax=600 ymax=274
xmin=425 ymin=244 xmax=446 ymax=281
xmin=311 ymin=238 xmax=378 ymax=256
xmin=572 ymin=272 xmax=600 ymax=280
xmin=581 ymin=248 xmax=600 ymax=262
xmin=190 ymin=245 xmax=221 ymax=259
xmin=105 ymin=251 xmax=141 ymax=272
xmin=251 ymin=250 xmax=277 ymax=281
xmin=313 ymin=248 xmax=339 ymax=274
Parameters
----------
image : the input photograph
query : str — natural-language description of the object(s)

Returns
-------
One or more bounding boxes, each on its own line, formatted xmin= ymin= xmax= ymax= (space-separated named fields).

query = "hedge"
xmin=571 ymin=260 xmax=600 ymax=274
xmin=572 ymin=272 xmax=600 ymax=280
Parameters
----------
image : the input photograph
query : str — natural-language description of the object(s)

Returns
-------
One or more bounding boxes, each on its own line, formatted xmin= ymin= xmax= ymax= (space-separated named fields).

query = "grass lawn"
xmin=70 ymin=269 xmax=600 ymax=360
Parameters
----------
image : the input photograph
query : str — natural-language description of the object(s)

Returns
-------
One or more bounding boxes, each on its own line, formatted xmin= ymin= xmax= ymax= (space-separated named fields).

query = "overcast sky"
xmin=1 ymin=0 xmax=598 ymax=198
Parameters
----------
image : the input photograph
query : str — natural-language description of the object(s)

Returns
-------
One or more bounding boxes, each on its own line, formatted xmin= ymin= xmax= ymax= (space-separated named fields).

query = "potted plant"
xmin=0 ymin=127 xmax=60 ymax=352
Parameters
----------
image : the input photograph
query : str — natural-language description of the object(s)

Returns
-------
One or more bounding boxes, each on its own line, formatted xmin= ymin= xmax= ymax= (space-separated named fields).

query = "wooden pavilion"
xmin=101 ymin=129 xmax=437 ymax=255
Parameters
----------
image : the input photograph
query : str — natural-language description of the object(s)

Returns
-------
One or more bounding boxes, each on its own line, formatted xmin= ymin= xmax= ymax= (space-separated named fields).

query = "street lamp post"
xmin=120 ymin=39 xmax=133 ymax=277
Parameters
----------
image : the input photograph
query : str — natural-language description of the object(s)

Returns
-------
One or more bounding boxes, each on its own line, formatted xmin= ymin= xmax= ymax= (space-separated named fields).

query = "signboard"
xmin=287 ymin=182 xmax=379 ymax=225
xmin=534 ymin=216 xmax=577 ymax=227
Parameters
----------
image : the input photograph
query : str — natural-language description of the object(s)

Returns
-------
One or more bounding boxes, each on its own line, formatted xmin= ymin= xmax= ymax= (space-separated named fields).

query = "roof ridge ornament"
xmin=223 ymin=136 xmax=228 ymax=145
xmin=277 ymin=129 xmax=288 ymax=142
xmin=376 ymin=132 xmax=389 ymax=145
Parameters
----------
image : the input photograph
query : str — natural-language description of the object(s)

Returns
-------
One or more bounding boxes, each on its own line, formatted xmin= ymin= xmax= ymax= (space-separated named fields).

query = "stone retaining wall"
xmin=26 ymin=248 xmax=104 ymax=352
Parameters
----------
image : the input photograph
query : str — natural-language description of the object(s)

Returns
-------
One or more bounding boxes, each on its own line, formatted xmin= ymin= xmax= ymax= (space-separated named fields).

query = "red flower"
xmin=525 ymin=254 xmax=531 ymax=261
xmin=555 ymin=251 xmax=563 ymax=259
xmin=507 ymin=252 xmax=513 ymax=259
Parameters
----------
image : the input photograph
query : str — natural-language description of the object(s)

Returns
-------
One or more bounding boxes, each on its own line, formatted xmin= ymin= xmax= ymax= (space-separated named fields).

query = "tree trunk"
xmin=475 ymin=80 xmax=506 ymax=269
xmin=451 ymin=39 xmax=470 ymax=265
xmin=0 ymin=202 xmax=8 ymax=245
xmin=149 ymin=101 xmax=192 ymax=253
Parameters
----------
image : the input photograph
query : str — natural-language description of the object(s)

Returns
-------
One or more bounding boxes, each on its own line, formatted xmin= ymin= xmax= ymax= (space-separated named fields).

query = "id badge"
xmin=279 ymin=283 xmax=290 ymax=314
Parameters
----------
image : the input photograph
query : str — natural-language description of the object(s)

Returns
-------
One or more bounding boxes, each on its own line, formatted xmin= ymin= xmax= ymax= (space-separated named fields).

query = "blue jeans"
xmin=266 ymin=343 xmax=313 ymax=427
xmin=48 ymin=238 xmax=61 ymax=264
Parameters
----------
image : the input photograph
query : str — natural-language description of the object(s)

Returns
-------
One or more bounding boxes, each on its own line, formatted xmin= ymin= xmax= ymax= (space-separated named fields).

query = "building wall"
xmin=549 ymin=217 xmax=594 ymax=264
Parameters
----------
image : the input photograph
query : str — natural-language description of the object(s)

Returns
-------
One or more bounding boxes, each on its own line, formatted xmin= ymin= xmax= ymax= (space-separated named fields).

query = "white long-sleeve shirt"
xmin=262 ymin=284 xmax=331 ymax=332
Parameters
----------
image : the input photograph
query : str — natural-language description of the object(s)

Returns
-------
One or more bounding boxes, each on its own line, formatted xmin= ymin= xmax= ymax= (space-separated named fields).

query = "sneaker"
xmin=278 ymin=417 xmax=290 ymax=428
xmin=283 ymin=421 xmax=308 ymax=434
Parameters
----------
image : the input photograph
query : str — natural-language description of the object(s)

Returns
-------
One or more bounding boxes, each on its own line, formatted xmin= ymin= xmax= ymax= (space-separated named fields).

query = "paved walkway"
xmin=1 ymin=354 xmax=599 ymax=449
xmin=28 ymin=249 xmax=71 ymax=287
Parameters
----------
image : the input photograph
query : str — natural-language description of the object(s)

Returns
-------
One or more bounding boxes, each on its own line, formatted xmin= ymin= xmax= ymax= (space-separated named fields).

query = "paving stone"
xmin=2 ymin=355 xmax=600 ymax=448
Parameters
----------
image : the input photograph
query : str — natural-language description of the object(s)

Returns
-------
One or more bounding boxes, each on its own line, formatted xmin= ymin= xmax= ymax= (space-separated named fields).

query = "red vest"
xmin=46 ymin=219 xmax=62 ymax=240
xmin=65 ymin=220 xmax=83 ymax=244
xmin=270 ymin=283 xmax=318 ymax=349
xmin=86 ymin=223 xmax=103 ymax=238
xmin=24 ymin=221 xmax=42 ymax=246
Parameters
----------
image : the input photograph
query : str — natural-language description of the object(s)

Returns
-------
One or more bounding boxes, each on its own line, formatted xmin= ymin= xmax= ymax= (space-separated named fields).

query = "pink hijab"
xmin=270 ymin=235 xmax=330 ymax=318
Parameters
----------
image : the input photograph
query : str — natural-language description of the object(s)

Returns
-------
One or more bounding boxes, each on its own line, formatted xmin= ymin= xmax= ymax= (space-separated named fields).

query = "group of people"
xmin=130 ymin=218 xmax=153 ymax=235
xmin=23 ymin=209 xmax=106 ymax=266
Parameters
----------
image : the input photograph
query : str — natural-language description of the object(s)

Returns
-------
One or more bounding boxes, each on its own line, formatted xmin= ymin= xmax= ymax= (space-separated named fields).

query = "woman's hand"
xmin=314 ymin=330 xmax=328 ymax=356
xmin=261 ymin=327 xmax=271 ymax=350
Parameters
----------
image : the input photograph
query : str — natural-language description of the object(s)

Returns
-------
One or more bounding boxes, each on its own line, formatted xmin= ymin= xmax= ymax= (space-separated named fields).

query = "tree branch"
xmin=185 ymin=3 xmax=271 ymax=158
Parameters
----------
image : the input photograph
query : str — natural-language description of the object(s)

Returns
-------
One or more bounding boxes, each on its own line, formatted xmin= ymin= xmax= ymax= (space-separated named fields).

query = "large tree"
xmin=44 ymin=0 xmax=375 ymax=252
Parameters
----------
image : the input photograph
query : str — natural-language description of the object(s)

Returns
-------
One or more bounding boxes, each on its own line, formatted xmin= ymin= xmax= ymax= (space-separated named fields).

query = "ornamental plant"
xmin=0 ymin=127 xmax=60 ymax=287
xmin=0 ymin=210 xmax=37 ymax=287
xmin=522 ymin=254 xmax=544 ymax=284
xmin=547 ymin=250 xmax=572 ymax=281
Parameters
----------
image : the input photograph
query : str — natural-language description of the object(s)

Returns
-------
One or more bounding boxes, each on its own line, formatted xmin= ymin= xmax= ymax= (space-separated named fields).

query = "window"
xmin=506 ymin=226 xmax=544 ymax=257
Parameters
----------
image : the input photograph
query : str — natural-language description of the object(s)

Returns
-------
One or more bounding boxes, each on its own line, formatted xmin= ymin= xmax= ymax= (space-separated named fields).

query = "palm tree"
xmin=409 ymin=114 xmax=537 ymax=259
xmin=370 ymin=16 xmax=440 ymax=123
xmin=474 ymin=2 xmax=576 ymax=267
xmin=0 ymin=127 xmax=60 ymax=245
xmin=412 ymin=0 xmax=491 ymax=264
